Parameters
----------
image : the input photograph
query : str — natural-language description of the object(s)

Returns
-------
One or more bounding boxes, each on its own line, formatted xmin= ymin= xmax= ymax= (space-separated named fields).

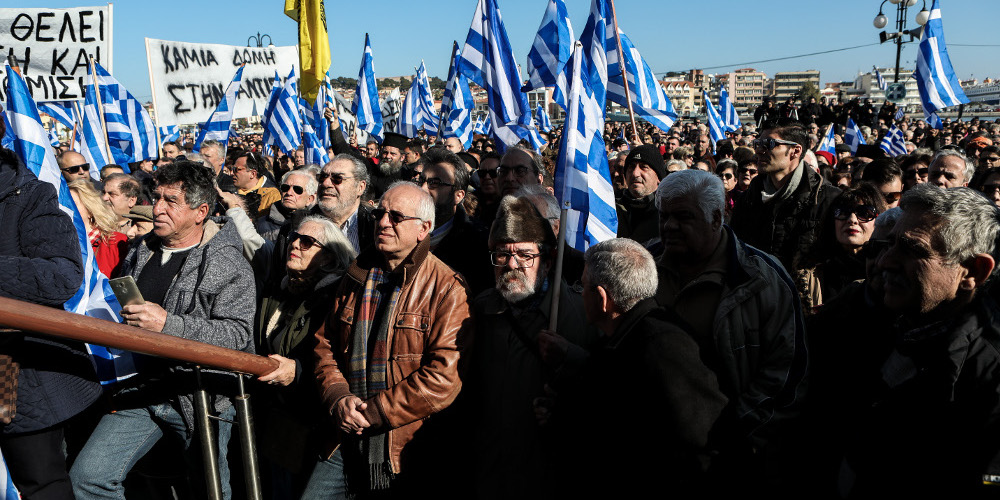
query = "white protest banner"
xmin=333 ymin=88 xmax=369 ymax=145
xmin=146 ymin=38 xmax=298 ymax=127
xmin=0 ymin=5 xmax=113 ymax=105
xmin=380 ymin=87 xmax=401 ymax=134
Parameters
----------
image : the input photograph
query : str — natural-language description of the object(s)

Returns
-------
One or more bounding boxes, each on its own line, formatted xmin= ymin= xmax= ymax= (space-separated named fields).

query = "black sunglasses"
xmin=61 ymin=163 xmax=90 ymax=174
xmin=289 ymin=232 xmax=324 ymax=251
xmin=372 ymin=208 xmax=422 ymax=225
xmin=753 ymin=138 xmax=800 ymax=151
xmin=477 ymin=169 xmax=498 ymax=180
xmin=280 ymin=184 xmax=305 ymax=195
xmin=833 ymin=205 xmax=879 ymax=223
xmin=413 ymin=175 xmax=453 ymax=189
xmin=317 ymin=172 xmax=354 ymax=184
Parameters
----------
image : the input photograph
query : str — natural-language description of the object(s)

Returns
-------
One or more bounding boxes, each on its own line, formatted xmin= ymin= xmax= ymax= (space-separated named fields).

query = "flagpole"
xmin=71 ymin=101 xmax=83 ymax=147
xmin=548 ymin=206 xmax=569 ymax=331
xmin=608 ymin=0 xmax=640 ymax=142
xmin=88 ymin=57 xmax=114 ymax=163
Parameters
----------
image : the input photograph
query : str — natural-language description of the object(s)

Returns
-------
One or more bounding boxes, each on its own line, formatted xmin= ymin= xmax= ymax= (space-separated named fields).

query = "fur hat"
xmin=488 ymin=195 xmax=557 ymax=249
xmin=625 ymin=144 xmax=666 ymax=179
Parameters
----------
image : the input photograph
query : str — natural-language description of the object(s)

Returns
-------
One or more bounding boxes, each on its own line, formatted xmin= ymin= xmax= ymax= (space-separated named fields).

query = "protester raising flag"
xmin=352 ymin=34 xmax=384 ymax=142
xmin=5 ymin=64 xmax=136 ymax=385
xmin=522 ymin=0 xmax=574 ymax=98
xmin=91 ymin=60 xmax=157 ymax=169
xmin=880 ymin=124 xmax=907 ymax=157
xmin=719 ymin=87 xmax=741 ymax=132
xmin=262 ymin=70 xmax=301 ymax=154
xmin=704 ymin=91 xmax=726 ymax=147
xmin=193 ymin=65 xmax=245 ymax=152
xmin=845 ymin=117 xmax=866 ymax=155
xmin=440 ymin=42 xmax=475 ymax=148
xmin=818 ymin=123 xmax=837 ymax=154
xmin=914 ymin=0 xmax=969 ymax=114
xmin=284 ymin=0 xmax=329 ymax=105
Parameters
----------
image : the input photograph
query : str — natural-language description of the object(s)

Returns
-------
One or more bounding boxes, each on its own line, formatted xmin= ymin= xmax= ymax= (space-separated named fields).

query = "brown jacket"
xmin=313 ymin=238 xmax=473 ymax=472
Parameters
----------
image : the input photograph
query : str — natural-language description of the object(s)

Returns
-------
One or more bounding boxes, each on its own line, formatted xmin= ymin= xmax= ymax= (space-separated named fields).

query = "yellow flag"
xmin=285 ymin=0 xmax=330 ymax=105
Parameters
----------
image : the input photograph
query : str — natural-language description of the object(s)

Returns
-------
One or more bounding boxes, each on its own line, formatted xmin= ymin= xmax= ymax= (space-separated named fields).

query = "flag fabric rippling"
xmin=522 ymin=0 xmax=574 ymax=94
xmin=605 ymin=29 xmax=677 ymax=133
xmin=92 ymin=61 xmax=157 ymax=168
xmin=193 ymin=65 xmax=245 ymax=152
xmin=880 ymin=124 xmax=907 ymax=157
xmin=718 ymin=87 xmax=741 ymax=132
xmin=845 ymin=118 xmax=866 ymax=154
xmin=914 ymin=0 xmax=969 ymax=114
xmin=352 ymin=34 xmax=384 ymax=143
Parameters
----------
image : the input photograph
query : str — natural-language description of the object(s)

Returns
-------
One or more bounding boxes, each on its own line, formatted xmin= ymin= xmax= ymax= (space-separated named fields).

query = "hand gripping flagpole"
xmin=608 ymin=0 xmax=640 ymax=142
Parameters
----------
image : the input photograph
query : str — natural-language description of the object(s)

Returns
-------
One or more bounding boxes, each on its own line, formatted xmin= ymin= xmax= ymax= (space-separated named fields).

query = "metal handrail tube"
xmin=0 ymin=296 xmax=278 ymax=376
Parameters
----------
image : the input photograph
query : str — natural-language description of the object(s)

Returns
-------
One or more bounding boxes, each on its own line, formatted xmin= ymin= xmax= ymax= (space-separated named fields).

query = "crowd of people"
xmin=2 ymin=96 xmax=1000 ymax=500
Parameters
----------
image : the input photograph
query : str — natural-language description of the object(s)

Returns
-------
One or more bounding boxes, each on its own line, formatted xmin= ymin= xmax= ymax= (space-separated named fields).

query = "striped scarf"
xmin=345 ymin=266 xmax=401 ymax=491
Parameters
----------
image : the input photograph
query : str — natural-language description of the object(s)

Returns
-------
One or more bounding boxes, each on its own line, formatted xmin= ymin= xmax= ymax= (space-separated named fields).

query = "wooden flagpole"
xmin=608 ymin=0 xmax=640 ymax=142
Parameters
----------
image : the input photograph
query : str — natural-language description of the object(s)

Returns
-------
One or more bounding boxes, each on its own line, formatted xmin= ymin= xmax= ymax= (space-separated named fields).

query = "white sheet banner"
xmin=380 ymin=87 xmax=401 ymax=134
xmin=0 ymin=5 xmax=113 ymax=105
xmin=146 ymin=38 xmax=298 ymax=127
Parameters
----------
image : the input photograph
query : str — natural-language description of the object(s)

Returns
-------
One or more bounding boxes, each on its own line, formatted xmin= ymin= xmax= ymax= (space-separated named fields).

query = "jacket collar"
xmin=722 ymin=225 xmax=754 ymax=289
xmin=346 ymin=236 xmax=431 ymax=287
xmin=605 ymin=298 xmax=658 ymax=349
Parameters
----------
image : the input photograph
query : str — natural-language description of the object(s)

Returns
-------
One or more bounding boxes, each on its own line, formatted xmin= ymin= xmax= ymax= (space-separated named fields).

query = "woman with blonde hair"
xmin=68 ymin=179 xmax=129 ymax=277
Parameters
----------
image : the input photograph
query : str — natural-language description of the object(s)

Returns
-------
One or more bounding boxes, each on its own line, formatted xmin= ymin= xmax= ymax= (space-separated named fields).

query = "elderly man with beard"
xmin=315 ymin=155 xmax=376 ymax=255
xmin=466 ymin=195 xmax=598 ymax=500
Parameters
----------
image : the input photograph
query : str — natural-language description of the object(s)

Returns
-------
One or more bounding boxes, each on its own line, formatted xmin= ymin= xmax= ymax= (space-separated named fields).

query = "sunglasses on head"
xmin=61 ymin=163 xmax=90 ymax=174
xmin=280 ymin=184 xmax=305 ymax=195
xmin=833 ymin=205 xmax=879 ymax=223
xmin=372 ymin=208 xmax=422 ymax=225
xmin=317 ymin=172 xmax=354 ymax=184
xmin=289 ymin=232 xmax=324 ymax=251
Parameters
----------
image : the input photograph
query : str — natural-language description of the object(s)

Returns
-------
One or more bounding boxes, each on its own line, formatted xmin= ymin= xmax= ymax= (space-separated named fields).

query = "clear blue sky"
xmin=34 ymin=0 xmax=1000 ymax=101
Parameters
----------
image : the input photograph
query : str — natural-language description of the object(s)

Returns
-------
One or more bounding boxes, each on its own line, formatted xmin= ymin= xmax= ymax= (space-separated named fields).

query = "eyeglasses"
xmin=752 ymin=138 xmax=800 ymax=151
xmin=60 ymin=163 xmax=90 ymax=174
xmin=915 ymin=167 xmax=929 ymax=177
xmin=490 ymin=250 xmax=541 ymax=268
xmin=833 ymin=205 xmax=879 ymax=223
xmin=317 ymin=172 xmax=354 ymax=184
xmin=739 ymin=167 xmax=758 ymax=176
xmin=477 ymin=168 xmax=498 ymax=180
xmin=984 ymin=156 xmax=1000 ymax=163
xmin=497 ymin=165 xmax=535 ymax=178
xmin=372 ymin=208 xmax=423 ymax=225
xmin=883 ymin=191 xmax=903 ymax=204
xmin=289 ymin=232 xmax=324 ymax=252
xmin=280 ymin=184 xmax=305 ymax=195
xmin=413 ymin=175 xmax=454 ymax=189
xmin=719 ymin=173 xmax=735 ymax=180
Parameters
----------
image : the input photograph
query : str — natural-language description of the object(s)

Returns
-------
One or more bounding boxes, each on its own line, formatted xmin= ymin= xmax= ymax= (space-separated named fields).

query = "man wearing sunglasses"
xmin=315 ymin=154 xmax=375 ymax=255
xmin=730 ymin=125 xmax=840 ymax=274
xmin=57 ymin=151 xmax=94 ymax=184
xmin=255 ymin=170 xmax=318 ymax=241
xmin=233 ymin=152 xmax=281 ymax=220
xmin=310 ymin=181 xmax=471 ymax=497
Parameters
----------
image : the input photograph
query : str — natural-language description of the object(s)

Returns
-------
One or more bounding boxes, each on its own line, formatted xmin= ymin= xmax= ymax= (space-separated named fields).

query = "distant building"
xmin=857 ymin=68 xmax=920 ymax=109
xmin=772 ymin=70 xmax=820 ymax=101
xmin=963 ymin=78 xmax=1000 ymax=106
xmin=725 ymin=68 xmax=767 ymax=111
xmin=662 ymin=80 xmax=697 ymax=116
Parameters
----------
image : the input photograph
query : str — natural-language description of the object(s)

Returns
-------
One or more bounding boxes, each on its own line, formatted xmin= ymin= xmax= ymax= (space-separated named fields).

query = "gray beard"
xmin=379 ymin=159 xmax=402 ymax=176
xmin=497 ymin=268 xmax=545 ymax=304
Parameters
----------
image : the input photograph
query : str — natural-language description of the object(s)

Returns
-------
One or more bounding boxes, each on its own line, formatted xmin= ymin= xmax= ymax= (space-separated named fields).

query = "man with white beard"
xmin=465 ymin=195 xmax=598 ymax=499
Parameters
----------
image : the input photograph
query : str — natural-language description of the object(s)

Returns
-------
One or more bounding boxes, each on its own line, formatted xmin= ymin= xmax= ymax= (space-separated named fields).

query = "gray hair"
xmin=655 ymin=169 xmax=725 ymax=226
xmin=383 ymin=181 xmax=436 ymax=231
xmin=930 ymin=149 xmax=976 ymax=184
xmin=584 ymin=238 xmax=658 ymax=312
xmin=184 ymin=152 xmax=205 ymax=164
xmin=874 ymin=206 xmax=903 ymax=234
xmin=899 ymin=184 xmax=1000 ymax=266
xmin=326 ymin=153 xmax=370 ymax=186
xmin=281 ymin=170 xmax=319 ymax=197
xmin=514 ymin=184 xmax=559 ymax=220
xmin=665 ymin=159 xmax=687 ymax=172
xmin=298 ymin=164 xmax=322 ymax=179
xmin=500 ymin=144 xmax=545 ymax=175
xmin=295 ymin=215 xmax=357 ymax=276
xmin=199 ymin=140 xmax=224 ymax=159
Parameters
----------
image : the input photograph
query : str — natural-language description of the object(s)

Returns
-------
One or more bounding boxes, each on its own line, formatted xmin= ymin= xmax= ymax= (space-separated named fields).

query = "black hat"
xmin=855 ymin=144 xmax=887 ymax=160
xmin=624 ymin=145 xmax=666 ymax=179
xmin=457 ymin=152 xmax=479 ymax=171
xmin=834 ymin=143 xmax=852 ymax=154
xmin=382 ymin=132 xmax=408 ymax=150
xmin=611 ymin=137 xmax=628 ymax=149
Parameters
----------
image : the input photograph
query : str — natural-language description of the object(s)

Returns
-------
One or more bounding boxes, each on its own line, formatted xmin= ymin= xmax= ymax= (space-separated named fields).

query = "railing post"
xmin=235 ymin=375 xmax=263 ymax=500
xmin=193 ymin=366 xmax=223 ymax=500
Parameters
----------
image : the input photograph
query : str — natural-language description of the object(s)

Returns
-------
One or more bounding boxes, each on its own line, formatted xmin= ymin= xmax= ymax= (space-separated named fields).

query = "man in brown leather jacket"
xmin=304 ymin=181 xmax=472 ymax=498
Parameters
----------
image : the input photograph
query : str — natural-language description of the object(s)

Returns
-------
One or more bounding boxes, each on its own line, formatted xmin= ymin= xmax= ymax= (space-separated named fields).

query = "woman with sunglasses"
xmin=796 ymin=184 xmax=887 ymax=313
xmin=716 ymin=159 xmax=738 ymax=222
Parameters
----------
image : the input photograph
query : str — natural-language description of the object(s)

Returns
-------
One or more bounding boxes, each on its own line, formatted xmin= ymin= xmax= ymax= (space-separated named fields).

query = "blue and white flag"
xmin=924 ymin=105 xmax=944 ymax=129
xmin=414 ymin=61 xmax=440 ymax=135
xmin=1 ymin=110 xmax=14 ymax=150
xmin=914 ymin=0 xmax=969 ymax=114
xmin=440 ymin=42 xmax=475 ymax=149
xmin=352 ymin=34 xmax=384 ymax=142
xmin=522 ymin=0 xmax=574 ymax=96
xmin=845 ymin=118 xmax=866 ymax=155
xmin=894 ymin=108 xmax=906 ymax=121
xmin=80 ymin=77 xmax=111 ymax=178
xmin=262 ymin=71 xmax=302 ymax=154
xmin=617 ymin=126 xmax=629 ymax=149
xmin=482 ymin=112 xmax=493 ymax=135
xmin=399 ymin=78 xmax=425 ymax=139
xmin=193 ymin=65 xmax=245 ymax=152
xmin=873 ymin=66 xmax=888 ymax=91
xmin=818 ymin=123 xmax=837 ymax=154
xmin=472 ymin=114 xmax=486 ymax=135
xmin=606 ymin=29 xmax=677 ymax=133
xmin=718 ymin=87 xmax=741 ymax=132
xmin=302 ymin=125 xmax=329 ymax=166
xmin=704 ymin=91 xmax=726 ymax=147
xmin=554 ymin=10 xmax=617 ymax=251
xmin=880 ymin=124 xmax=907 ymax=157
xmin=92 ymin=61 xmax=157 ymax=169
xmin=459 ymin=0 xmax=532 ymax=149
xmin=159 ymin=125 xmax=180 ymax=144
xmin=536 ymin=104 xmax=553 ymax=133
xmin=0 ymin=448 xmax=19 ymax=500
xmin=5 ymin=65 xmax=135 ymax=386
xmin=38 ymin=101 xmax=76 ymax=130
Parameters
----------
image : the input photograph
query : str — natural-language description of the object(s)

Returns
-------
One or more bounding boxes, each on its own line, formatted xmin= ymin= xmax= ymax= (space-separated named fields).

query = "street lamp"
xmin=247 ymin=32 xmax=274 ymax=48
xmin=873 ymin=0 xmax=929 ymax=83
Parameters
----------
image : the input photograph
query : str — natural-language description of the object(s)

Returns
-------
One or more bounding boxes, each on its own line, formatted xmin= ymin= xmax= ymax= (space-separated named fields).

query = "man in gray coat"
xmin=70 ymin=161 xmax=255 ymax=500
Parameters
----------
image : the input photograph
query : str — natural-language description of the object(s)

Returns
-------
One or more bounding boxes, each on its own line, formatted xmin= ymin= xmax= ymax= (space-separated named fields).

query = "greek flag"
xmin=38 ymin=101 xmax=76 ymax=129
xmin=894 ymin=108 xmax=906 ymax=121
xmin=818 ymin=123 xmax=837 ymax=154
xmin=440 ymin=42 xmax=475 ymax=148
xmin=606 ymin=29 xmax=677 ymax=133
xmin=845 ymin=118 xmax=866 ymax=155
xmin=522 ymin=0 xmax=574 ymax=95
xmin=472 ymin=114 xmax=486 ymax=135
xmin=302 ymin=125 xmax=329 ymax=166
xmin=399 ymin=78 xmax=425 ymax=138
xmin=352 ymin=34 xmax=383 ymax=142
xmin=458 ymin=0 xmax=532 ymax=149
xmin=873 ymin=66 xmax=888 ymax=91
xmin=1 ymin=111 xmax=14 ymax=150
xmin=159 ymin=125 xmax=180 ymax=143
xmin=704 ymin=91 xmax=726 ymax=147
xmin=262 ymin=71 xmax=302 ymax=154
xmin=81 ymin=76 xmax=111 ymax=178
xmin=0 ymin=448 xmax=19 ymax=500
xmin=536 ymin=104 xmax=553 ymax=133
xmin=194 ymin=65 xmax=245 ymax=152
xmin=718 ymin=87 xmax=741 ymax=132
xmin=4 ymin=65 xmax=136 ymax=386
xmin=415 ymin=61 xmax=440 ymax=135
xmin=48 ymin=127 xmax=61 ymax=147
xmin=301 ymin=79 xmax=330 ymax=150
xmin=554 ymin=4 xmax=617 ymax=251
xmin=924 ymin=105 xmax=943 ymax=129
xmin=482 ymin=112 xmax=493 ymax=135
xmin=880 ymin=124 xmax=907 ymax=157
xmin=914 ymin=0 xmax=969 ymax=113
xmin=92 ymin=61 xmax=157 ymax=168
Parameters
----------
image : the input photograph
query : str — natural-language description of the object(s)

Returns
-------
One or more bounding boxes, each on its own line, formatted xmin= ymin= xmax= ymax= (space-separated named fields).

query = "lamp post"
xmin=873 ymin=0 xmax=930 ymax=83
xmin=247 ymin=32 xmax=274 ymax=48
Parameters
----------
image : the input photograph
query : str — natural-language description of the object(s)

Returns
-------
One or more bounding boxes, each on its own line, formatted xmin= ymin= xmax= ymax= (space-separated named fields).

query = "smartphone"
xmin=109 ymin=276 xmax=145 ymax=306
